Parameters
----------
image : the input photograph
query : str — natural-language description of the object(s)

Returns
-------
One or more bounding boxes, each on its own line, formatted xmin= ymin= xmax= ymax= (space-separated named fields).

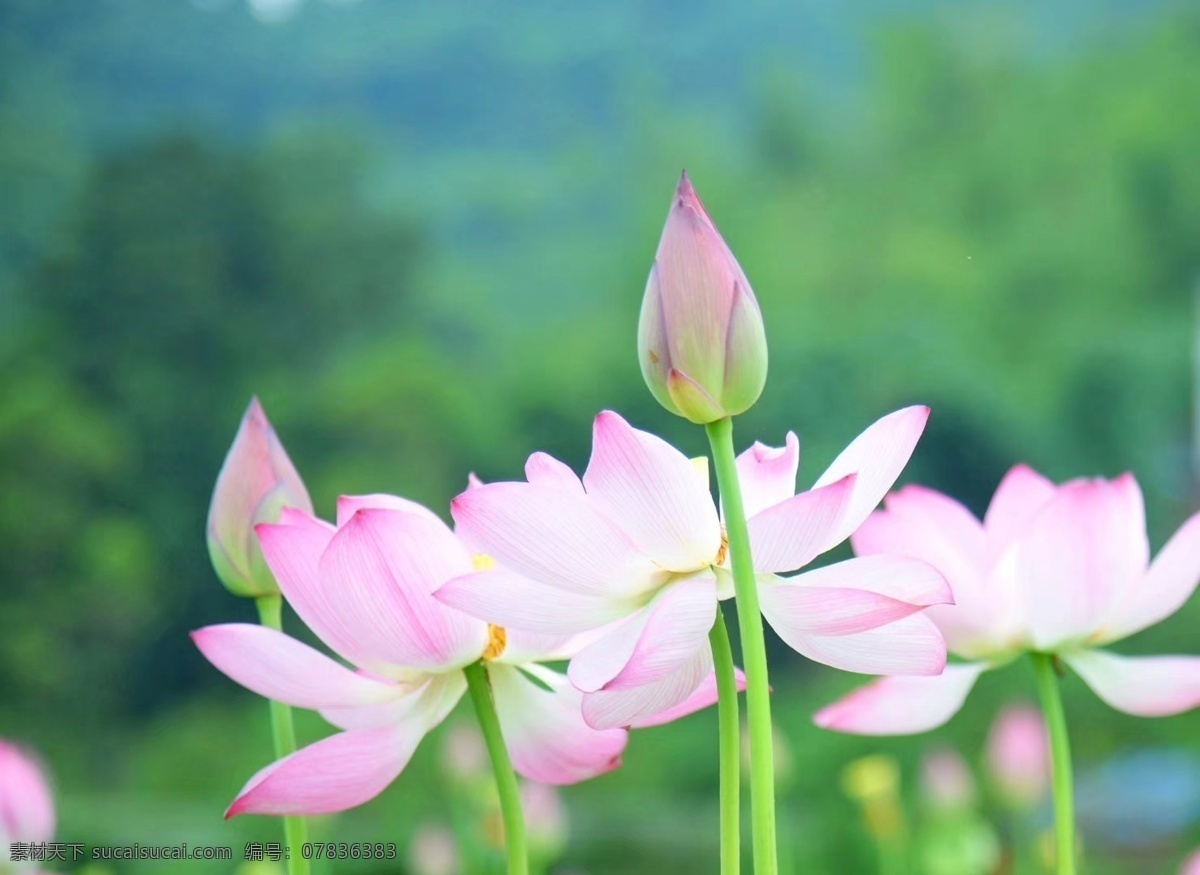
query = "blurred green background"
xmin=2 ymin=0 xmax=1200 ymax=872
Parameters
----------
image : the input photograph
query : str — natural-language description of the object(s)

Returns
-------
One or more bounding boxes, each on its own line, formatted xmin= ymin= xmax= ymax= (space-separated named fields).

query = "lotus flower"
xmin=207 ymin=398 xmax=312 ymax=598
xmin=0 ymin=741 xmax=55 ymax=862
xmin=193 ymin=495 xmax=632 ymax=817
xmin=816 ymin=465 xmax=1200 ymax=734
xmin=1183 ymin=849 xmax=1200 ymax=875
xmin=638 ymin=172 xmax=768 ymax=424
xmin=439 ymin=407 xmax=950 ymax=728
xmin=985 ymin=704 xmax=1049 ymax=807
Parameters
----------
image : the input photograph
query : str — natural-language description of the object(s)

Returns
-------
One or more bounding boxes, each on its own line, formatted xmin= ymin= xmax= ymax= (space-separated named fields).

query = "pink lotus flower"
xmin=638 ymin=172 xmax=768 ymax=424
xmin=193 ymin=495 xmax=630 ymax=817
xmin=439 ymin=407 xmax=950 ymax=728
xmin=985 ymin=704 xmax=1049 ymax=807
xmin=207 ymin=398 xmax=312 ymax=598
xmin=0 ymin=741 xmax=55 ymax=856
xmin=1182 ymin=849 xmax=1200 ymax=875
xmin=816 ymin=465 xmax=1200 ymax=734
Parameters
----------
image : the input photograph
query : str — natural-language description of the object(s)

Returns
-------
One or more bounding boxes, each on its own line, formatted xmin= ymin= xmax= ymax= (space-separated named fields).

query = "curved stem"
xmin=1031 ymin=653 xmax=1077 ymax=875
xmin=709 ymin=605 xmax=741 ymax=875
xmin=464 ymin=660 xmax=529 ymax=875
xmin=255 ymin=596 xmax=310 ymax=875
xmin=706 ymin=417 xmax=778 ymax=875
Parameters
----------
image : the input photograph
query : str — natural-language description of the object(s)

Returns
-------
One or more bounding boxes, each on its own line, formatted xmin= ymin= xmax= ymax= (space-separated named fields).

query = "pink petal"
xmin=319 ymin=510 xmax=488 ymax=671
xmin=735 ymin=432 xmax=799 ymax=519
xmin=582 ymin=411 xmax=722 ymax=572
xmin=746 ymin=475 xmax=856 ymax=573
xmin=1181 ymin=849 xmax=1200 ymax=875
xmin=451 ymin=481 xmax=657 ymax=599
xmin=191 ymin=623 xmax=405 ymax=710
xmin=810 ymin=406 xmax=930 ymax=551
xmin=983 ymin=464 xmax=1057 ymax=552
xmin=568 ymin=575 xmax=716 ymax=693
xmin=226 ymin=725 xmax=422 ymax=817
xmin=778 ymin=612 xmax=947 ymax=676
xmin=256 ymin=512 xmax=379 ymax=670
xmin=524 ymin=452 xmax=585 ymax=493
xmin=0 ymin=741 xmax=55 ymax=842
xmin=1102 ymin=509 xmax=1200 ymax=642
xmin=630 ymin=667 xmax=746 ymax=728
xmin=581 ymin=647 xmax=712 ymax=730
xmin=435 ymin=568 xmax=633 ymax=634
xmin=490 ymin=663 xmax=627 ymax=785
xmin=320 ymin=672 xmax=465 ymax=732
xmin=1016 ymin=476 xmax=1148 ymax=650
xmin=851 ymin=486 xmax=996 ymax=653
xmin=1064 ymin=650 xmax=1200 ymax=717
xmin=336 ymin=494 xmax=445 ymax=527
xmin=758 ymin=557 xmax=951 ymax=637
xmin=814 ymin=663 xmax=987 ymax=735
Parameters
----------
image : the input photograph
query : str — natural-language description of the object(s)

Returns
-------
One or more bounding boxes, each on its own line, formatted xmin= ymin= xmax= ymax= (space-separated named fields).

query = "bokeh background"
xmin=3 ymin=0 xmax=1200 ymax=872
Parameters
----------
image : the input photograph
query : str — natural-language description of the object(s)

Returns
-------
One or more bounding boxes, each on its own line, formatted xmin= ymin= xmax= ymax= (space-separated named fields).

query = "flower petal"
xmin=320 ymin=672 xmax=465 ymax=732
xmin=758 ymin=557 xmax=951 ymax=636
xmin=524 ymin=452 xmax=585 ymax=493
xmin=629 ymin=667 xmax=746 ymax=728
xmin=1016 ymin=476 xmax=1148 ymax=650
xmin=451 ymin=481 xmax=657 ymax=599
xmin=581 ymin=647 xmax=712 ymax=730
xmin=256 ymin=511 xmax=378 ymax=670
xmin=226 ymin=725 xmax=422 ymax=817
xmin=435 ymin=568 xmax=633 ymax=634
xmin=814 ymin=663 xmax=987 ymax=735
xmin=983 ymin=464 xmax=1057 ymax=552
xmin=582 ymin=411 xmax=722 ymax=572
xmin=490 ymin=663 xmax=627 ymax=785
xmin=811 ymin=406 xmax=930 ymax=551
xmin=852 ymin=485 xmax=998 ymax=655
xmin=336 ymin=494 xmax=444 ymax=527
xmin=568 ymin=575 xmax=716 ymax=693
xmin=319 ymin=509 xmax=487 ymax=671
xmin=0 ymin=742 xmax=55 ymax=841
xmin=777 ymin=612 xmax=947 ymax=676
xmin=1102 ymin=509 xmax=1200 ymax=642
xmin=746 ymin=475 xmax=856 ymax=573
xmin=735 ymin=432 xmax=799 ymax=519
xmin=1064 ymin=649 xmax=1200 ymax=717
xmin=191 ymin=624 xmax=405 ymax=710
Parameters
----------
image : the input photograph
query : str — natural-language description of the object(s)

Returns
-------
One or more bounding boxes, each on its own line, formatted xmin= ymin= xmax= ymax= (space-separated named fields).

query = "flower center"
xmin=715 ymin=528 xmax=728 ymax=566
xmin=484 ymin=624 xmax=507 ymax=661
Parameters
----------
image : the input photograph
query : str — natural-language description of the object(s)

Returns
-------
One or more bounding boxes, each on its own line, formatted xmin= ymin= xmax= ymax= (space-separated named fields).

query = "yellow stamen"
xmin=484 ymin=624 xmax=507 ymax=661
xmin=472 ymin=553 xmax=497 ymax=571
xmin=715 ymin=528 xmax=729 ymax=566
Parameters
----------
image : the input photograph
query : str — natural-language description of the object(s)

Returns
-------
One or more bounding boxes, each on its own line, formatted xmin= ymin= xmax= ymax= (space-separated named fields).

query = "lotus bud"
xmin=407 ymin=824 xmax=458 ymax=875
xmin=920 ymin=747 xmax=976 ymax=810
xmin=985 ymin=704 xmax=1049 ymax=809
xmin=0 ymin=740 xmax=55 ymax=848
xmin=207 ymin=398 xmax=312 ymax=598
xmin=639 ymin=172 xmax=768 ymax=424
xmin=522 ymin=781 xmax=568 ymax=860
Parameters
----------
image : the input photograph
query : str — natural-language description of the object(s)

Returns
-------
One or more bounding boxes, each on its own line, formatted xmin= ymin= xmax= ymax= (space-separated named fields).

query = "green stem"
xmin=709 ymin=605 xmax=741 ymax=875
xmin=255 ymin=596 xmax=310 ymax=875
xmin=706 ymin=417 xmax=778 ymax=875
xmin=1031 ymin=653 xmax=1077 ymax=875
xmin=464 ymin=660 xmax=529 ymax=875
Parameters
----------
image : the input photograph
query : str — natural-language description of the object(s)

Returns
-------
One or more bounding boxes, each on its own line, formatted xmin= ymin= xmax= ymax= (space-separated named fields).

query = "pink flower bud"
xmin=0 ymin=741 xmax=55 ymax=845
xmin=920 ymin=746 xmax=976 ymax=809
xmin=986 ymin=704 xmax=1050 ymax=808
xmin=407 ymin=824 xmax=458 ymax=875
xmin=521 ymin=781 xmax=567 ymax=854
xmin=639 ymin=172 xmax=768 ymax=424
xmin=206 ymin=398 xmax=312 ymax=598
